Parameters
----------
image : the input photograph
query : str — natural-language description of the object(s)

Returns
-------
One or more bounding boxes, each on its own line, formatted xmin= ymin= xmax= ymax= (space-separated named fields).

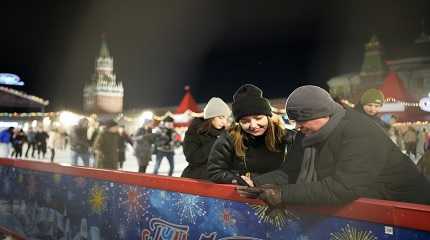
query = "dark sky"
xmin=1 ymin=0 xmax=429 ymax=111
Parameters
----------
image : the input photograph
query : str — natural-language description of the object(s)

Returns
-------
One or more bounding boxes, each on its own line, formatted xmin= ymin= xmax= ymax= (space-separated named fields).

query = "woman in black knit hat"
xmin=207 ymin=84 xmax=296 ymax=185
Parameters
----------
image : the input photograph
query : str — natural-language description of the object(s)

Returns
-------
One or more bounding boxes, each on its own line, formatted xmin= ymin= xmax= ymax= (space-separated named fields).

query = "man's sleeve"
xmin=284 ymin=127 xmax=388 ymax=204
xmin=253 ymin=170 xmax=289 ymax=186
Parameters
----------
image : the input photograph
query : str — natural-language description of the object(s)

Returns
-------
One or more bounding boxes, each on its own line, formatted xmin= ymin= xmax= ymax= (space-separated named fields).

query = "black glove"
xmin=236 ymin=184 xmax=283 ymax=207
xmin=236 ymin=185 xmax=263 ymax=198
xmin=258 ymin=184 xmax=283 ymax=208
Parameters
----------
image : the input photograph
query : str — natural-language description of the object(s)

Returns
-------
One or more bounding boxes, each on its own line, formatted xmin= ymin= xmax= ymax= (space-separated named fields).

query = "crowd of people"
xmin=1 ymin=84 xmax=430 ymax=207
xmin=0 ymin=126 xmax=67 ymax=162
xmin=0 ymin=115 xmax=181 ymax=176
xmin=53 ymin=115 xmax=182 ymax=174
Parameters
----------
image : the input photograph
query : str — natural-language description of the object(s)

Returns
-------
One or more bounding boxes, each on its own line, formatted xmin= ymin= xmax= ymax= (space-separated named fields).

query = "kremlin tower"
xmin=83 ymin=36 xmax=124 ymax=114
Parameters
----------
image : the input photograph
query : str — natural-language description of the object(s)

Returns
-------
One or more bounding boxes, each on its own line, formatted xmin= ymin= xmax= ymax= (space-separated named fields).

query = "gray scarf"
xmin=296 ymin=104 xmax=346 ymax=183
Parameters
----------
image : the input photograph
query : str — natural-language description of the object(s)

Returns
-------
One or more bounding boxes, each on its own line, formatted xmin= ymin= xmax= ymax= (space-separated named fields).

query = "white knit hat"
xmin=203 ymin=97 xmax=231 ymax=119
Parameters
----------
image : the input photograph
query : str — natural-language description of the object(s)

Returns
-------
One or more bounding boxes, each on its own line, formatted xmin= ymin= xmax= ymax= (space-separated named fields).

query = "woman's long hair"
xmin=197 ymin=119 xmax=213 ymax=134
xmin=229 ymin=115 xmax=286 ymax=160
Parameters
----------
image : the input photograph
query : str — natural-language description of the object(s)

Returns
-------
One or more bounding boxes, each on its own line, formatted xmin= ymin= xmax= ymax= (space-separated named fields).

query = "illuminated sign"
xmin=380 ymin=102 xmax=405 ymax=112
xmin=419 ymin=95 xmax=430 ymax=112
xmin=0 ymin=73 xmax=24 ymax=86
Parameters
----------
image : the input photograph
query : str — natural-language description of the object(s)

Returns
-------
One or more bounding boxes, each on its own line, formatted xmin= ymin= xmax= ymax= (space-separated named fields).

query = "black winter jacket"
xmin=257 ymin=109 xmax=430 ymax=205
xmin=69 ymin=126 xmax=91 ymax=153
xmin=181 ymin=118 xmax=224 ymax=180
xmin=208 ymin=129 xmax=295 ymax=184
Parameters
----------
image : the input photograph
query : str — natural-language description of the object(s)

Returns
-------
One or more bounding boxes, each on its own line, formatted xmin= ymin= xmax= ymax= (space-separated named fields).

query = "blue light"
xmin=0 ymin=73 xmax=24 ymax=86
xmin=419 ymin=96 xmax=430 ymax=112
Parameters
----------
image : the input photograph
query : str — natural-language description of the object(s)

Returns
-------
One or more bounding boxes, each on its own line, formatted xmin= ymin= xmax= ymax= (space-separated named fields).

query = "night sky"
xmin=1 ymin=1 xmax=429 ymax=112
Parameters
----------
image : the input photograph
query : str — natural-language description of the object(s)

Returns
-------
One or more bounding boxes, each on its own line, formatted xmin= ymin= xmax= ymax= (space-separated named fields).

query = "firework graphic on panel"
xmin=74 ymin=176 xmax=87 ymax=188
xmin=89 ymin=184 xmax=107 ymax=215
xmin=119 ymin=185 xmax=151 ymax=223
xmin=220 ymin=207 xmax=237 ymax=227
xmin=214 ymin=200 xmax=243 ymax=229
xmin=330 ymin=224 xmax=378 ymax=240
xmin=173 ymin=193 xmax=207 ymax=224
xmin=250 ymin=204 xmax=299 ymax=230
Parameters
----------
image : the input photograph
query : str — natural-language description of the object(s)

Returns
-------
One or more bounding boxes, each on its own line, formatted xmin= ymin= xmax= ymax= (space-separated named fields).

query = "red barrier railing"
xmin=1 ymin=157 xmax=430 ymax=233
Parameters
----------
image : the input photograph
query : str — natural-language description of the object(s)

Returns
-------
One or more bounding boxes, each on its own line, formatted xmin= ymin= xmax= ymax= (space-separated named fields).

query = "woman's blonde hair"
xmin=229 ymin=115 xmax=285 ymax=159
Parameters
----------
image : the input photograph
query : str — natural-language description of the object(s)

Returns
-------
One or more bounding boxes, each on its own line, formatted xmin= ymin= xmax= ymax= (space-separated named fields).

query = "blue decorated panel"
xmin=0 ymin=165 xmax=429 ymax=239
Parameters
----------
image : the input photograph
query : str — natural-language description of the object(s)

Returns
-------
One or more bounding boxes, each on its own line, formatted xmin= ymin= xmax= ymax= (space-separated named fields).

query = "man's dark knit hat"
xmin=286 ymin=85 xmax=338 ymax=122
xmin=232 ymin=84 xmax=272 ymax=121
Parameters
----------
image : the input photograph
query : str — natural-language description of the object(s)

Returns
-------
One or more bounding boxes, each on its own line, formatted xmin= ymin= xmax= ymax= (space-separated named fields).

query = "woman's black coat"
xmin=181 ymin=118 xmax=223 ymax=180
xmin=207 ymin=128 xmax=294 ymax=184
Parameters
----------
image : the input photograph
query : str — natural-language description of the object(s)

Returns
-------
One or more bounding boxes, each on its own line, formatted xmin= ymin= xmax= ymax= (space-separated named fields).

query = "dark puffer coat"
xmin=256 ymin=109 xmax=430 ymax=205
xmin=181 ymin=118 xmax=224 ymax=180
xmin=94 ymin=130 xmax=120 ymax=170
xmin=354 ymin=104 xmax=390 ymax=131
xmin=207 ymin=128 xmax=294 ymax=184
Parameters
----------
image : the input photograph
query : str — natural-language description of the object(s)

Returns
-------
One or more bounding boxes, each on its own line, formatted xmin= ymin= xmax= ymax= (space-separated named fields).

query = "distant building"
xmin=0 ymin=86 xmax=49 ymax=112
xmin=328 ymin=29 xmax=430 ymax=104
xmin=83 ymin=37 xmax=123 ymax=114
xmin=124 ymin=86 xmax=202 ymax=131
xmin=175 ymin=86 xmax=201 ymax=114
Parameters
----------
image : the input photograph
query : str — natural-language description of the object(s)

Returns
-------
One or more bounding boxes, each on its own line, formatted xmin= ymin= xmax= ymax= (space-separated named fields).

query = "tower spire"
xmin=358 ymin=34 xmax=387 ymax=95
xmin=83 ymin=35 xmax=123 ymax=114
xmin=360 ymin=35 xmax=387 ymax=76
xmin=99 ymin=33 xmax=110 ymax=58
xmin=416 ymin=19 xmax=430 ymax=44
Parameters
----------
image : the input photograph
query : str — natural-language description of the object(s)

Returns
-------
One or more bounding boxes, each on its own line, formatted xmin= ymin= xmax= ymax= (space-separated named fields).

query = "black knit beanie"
xmin=232 ymin=84 xmax=272 ymax=121
xmin=286 ymin=85 xmax=338 ymax=122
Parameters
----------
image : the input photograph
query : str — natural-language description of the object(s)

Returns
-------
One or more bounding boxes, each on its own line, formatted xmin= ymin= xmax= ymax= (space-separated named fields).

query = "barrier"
xmin=0 ymin=157 xmax=429 ymax=239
